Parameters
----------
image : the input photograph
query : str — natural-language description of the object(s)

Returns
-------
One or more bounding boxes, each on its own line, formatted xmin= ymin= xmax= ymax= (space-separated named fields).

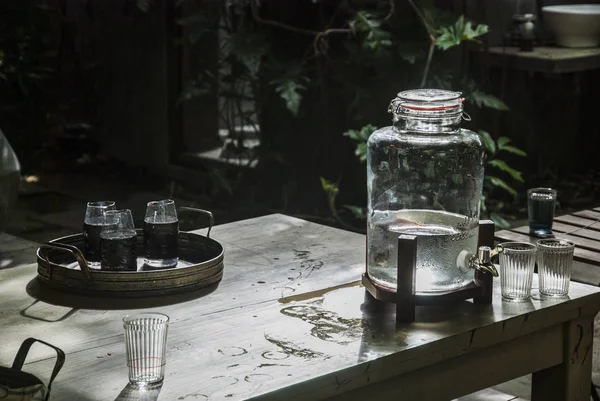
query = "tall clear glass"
xmin=499 ymin=242 xmax=537 ymax=301
xmin=143 ymin=199 xmax=179 ymax=268
xmin=123 ymin=313 xmax=169 ymax=386
xmin=527 ymin=187 xmax=557 ymax=238
xmin=366 ymin=89 xmax=486 ymax=292
xmin=537 ymin=238 xmax=575 ymax=297
xmin=83 ymin=201 xmax=116 ymax=267
xmin=100 ymin=209 xmax=137 ymax=271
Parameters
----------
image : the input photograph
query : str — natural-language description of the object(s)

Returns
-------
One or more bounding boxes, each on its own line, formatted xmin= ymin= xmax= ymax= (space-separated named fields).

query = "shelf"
xmin=483 ymin=46 xmax=600 ymax=74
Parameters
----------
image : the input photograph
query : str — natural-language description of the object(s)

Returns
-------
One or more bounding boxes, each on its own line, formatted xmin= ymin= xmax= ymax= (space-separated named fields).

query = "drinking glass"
xmin=537 ymin=238 xmax=575 ymax=297
xmin=499 ymin=242 xmax=537 ymax=302
xmin=143 ymin=199 xmax=179 ymax=268
xmin=100 ymin=209 xmax=138 ymax=271
xmin=527 ymin=188 xmax=557 ymax=238
xmin=123 ymin=313 xmax=170 ymax=386
xmin=83 ymin=201 xmax=116 ymax=267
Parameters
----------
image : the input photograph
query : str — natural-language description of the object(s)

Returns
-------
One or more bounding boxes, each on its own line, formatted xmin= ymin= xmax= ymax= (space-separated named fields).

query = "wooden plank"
xmin=594 ymin=207 xmax=600 ymax=213
xmin=511 ymin=225 xmax=600 ymax=253
xmin=554 ymin=215 xmax=600 ymax=232
xmin=0 ymin=214 xmax=367 ymax=364
xmin=319 ymin=325 xmax=562 ymax=401
xmin=532 ymin=314 xmax=595 ymax=401
xmin=485 ymin=46 xmax=600 ymax=74
xmin=495 ymin=230 xmax=600 ymax=266
xmin=573 ymin=210 xmax=600 ymax=221
xmin=552 ymin=222 xmax=600 ymax=242
xmin=3 ymin=214 xmax=600 ymax=401
xmin=15 ymin=280 xmax=600 ymax=401
xmin=0 ymin=233 xmax=39 ymax=253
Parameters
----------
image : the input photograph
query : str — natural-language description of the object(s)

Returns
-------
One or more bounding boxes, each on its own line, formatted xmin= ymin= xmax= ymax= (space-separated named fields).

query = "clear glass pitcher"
xmin=366 ymin=89 xmax=485 ymax=292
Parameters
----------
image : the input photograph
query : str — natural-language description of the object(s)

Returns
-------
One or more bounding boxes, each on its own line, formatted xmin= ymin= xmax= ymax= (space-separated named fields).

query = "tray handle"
xmin=12 ymin=337 xmax=66 ymax=401
xmin=178 ymin=207 xmax=214 ymax=238
xmin=40 ymin=242 xmax=94 ymax=283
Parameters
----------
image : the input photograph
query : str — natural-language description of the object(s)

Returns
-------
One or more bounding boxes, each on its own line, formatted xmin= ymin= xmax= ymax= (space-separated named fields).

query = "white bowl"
xmin=542 ymin=4 xmax=600 ymax=48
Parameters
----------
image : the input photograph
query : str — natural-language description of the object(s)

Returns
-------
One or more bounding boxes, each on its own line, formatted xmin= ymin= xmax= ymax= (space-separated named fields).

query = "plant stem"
xmin=407 ymin=0 xmax=436 ymax=88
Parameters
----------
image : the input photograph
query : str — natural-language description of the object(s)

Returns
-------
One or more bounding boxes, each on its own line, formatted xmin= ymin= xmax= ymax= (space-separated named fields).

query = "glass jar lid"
xmin=389 ymin=89 xmax=464 ymax=117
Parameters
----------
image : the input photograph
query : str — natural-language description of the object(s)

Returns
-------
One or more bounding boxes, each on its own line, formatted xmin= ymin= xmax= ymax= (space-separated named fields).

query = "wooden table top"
xmin=495 ymin=207 xmax=600 ymax=285
xmin=2 ymin=214 xmax=600 ymax=401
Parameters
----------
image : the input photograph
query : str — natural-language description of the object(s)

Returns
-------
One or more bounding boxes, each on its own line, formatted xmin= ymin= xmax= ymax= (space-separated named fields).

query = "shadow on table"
xmin=25 ymin=277 xmax=220 ymax=310
xmin=114 ymin=382 xmax=162 ymax=401
xmin=0 ymin=248 xmax=39 ymax=270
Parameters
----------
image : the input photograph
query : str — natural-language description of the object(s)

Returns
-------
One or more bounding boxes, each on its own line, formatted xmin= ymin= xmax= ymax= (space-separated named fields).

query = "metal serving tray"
xmin=36 ymin=208 xmax=224 ymax=297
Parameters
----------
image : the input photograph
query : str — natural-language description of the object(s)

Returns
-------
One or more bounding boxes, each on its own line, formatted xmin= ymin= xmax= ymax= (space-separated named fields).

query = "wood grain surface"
xmin=2 ymin=214 xmax=600 ymax=401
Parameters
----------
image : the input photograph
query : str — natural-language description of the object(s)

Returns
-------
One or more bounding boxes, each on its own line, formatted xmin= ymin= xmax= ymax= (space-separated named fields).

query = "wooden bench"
xmin=495 ymin=207 xmax=600 ymax=286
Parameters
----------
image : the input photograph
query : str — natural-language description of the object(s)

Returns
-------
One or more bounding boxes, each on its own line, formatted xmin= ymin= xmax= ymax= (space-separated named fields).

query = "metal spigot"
xmin=470 ymin=245 xmax=501 ymax=277
xmin=457 ymin=245 xmax=501 ymax=276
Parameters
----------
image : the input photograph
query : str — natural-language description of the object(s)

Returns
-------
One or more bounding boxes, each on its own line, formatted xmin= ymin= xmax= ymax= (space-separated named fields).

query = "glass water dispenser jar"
xmin=367 ymin=89 xmax=486 ymax=293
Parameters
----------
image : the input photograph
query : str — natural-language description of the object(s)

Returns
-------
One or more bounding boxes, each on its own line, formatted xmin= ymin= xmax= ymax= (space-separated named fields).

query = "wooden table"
xmin=2 ymin=214 xmax=600 ymax=401
xmin=496 ymin=206 xmax=600 ymax=286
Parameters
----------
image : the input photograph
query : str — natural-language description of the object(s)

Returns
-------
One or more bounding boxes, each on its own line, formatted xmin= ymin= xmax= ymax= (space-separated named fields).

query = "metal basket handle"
xmin=177 ymin=207 xmax=214 ymax=238
xmin=39 ymin=242 xmax=93 ymax=283
xmin=12 ymin=338 xmax=66 ymax=401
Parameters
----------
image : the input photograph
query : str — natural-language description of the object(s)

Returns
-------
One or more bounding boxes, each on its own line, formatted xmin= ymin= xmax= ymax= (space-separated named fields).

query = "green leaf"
xmin=468 ymin=91 xmax=509 ymax=110
xmin=501 ymin=145 xmax=527 ymax=157
xmin=488 ymin=176 xmax=518 ymax=198
xmin=478 ymin=130 xmax=496 ymax=154
xmin=480 ymin=194 xmax=488 ymax=213
xmin=343 ymin=125 xmax=376 ymax=163
xmin=273 ymin=77 xmax=307 ymax=116
xmin=355 ymin=143 xmax=367 ymax=162
xmin=435 ymin=16 xmax=489 ymax=51
xmin=230 ymin=32 xmax=270 ymax=78
xmin=350 ymin=11 xmax=392 ymax=54
xmin=343 ymin=205 xmax=366 ymax=221
xmin=490 ymin=212 xmax=511 ymax=229
xmin=320 ymin=177 xmax=339 ymax=196
xmin=487 ymin=159 xmax=524 ymax=182
xmin=497 ymin=136 xmax=511 ymax=148
xmin=343 ymin=124 xmax=377 ymax=142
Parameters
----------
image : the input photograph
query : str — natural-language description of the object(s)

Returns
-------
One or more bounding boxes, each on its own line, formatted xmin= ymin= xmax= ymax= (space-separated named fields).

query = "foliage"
xmin=272 ymin=77 xmax=307 ymax=117
xmin=343 ymin=124 xmax=377 ymax=162
xmin=477 ymin=131 xmax=527 ymax=228
xmin=320 ymin=177 xmax=364 ymax=231
xmin=435 ymin=16 xmax=489 ymax=50
xmin=350 ymin=11 xmax=393 ymax=54
xmin=149 ymin=0 xmax=525 ymax=227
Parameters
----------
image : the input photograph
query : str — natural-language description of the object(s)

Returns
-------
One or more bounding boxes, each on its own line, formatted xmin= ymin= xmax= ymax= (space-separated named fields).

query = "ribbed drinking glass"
xmin=123 ymin=312 xmax=170 ymax=386
xmin=537 ymin=238 xmax=575 ymax=297
xmin=499 ymin=242 xmax=537 ymax=301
